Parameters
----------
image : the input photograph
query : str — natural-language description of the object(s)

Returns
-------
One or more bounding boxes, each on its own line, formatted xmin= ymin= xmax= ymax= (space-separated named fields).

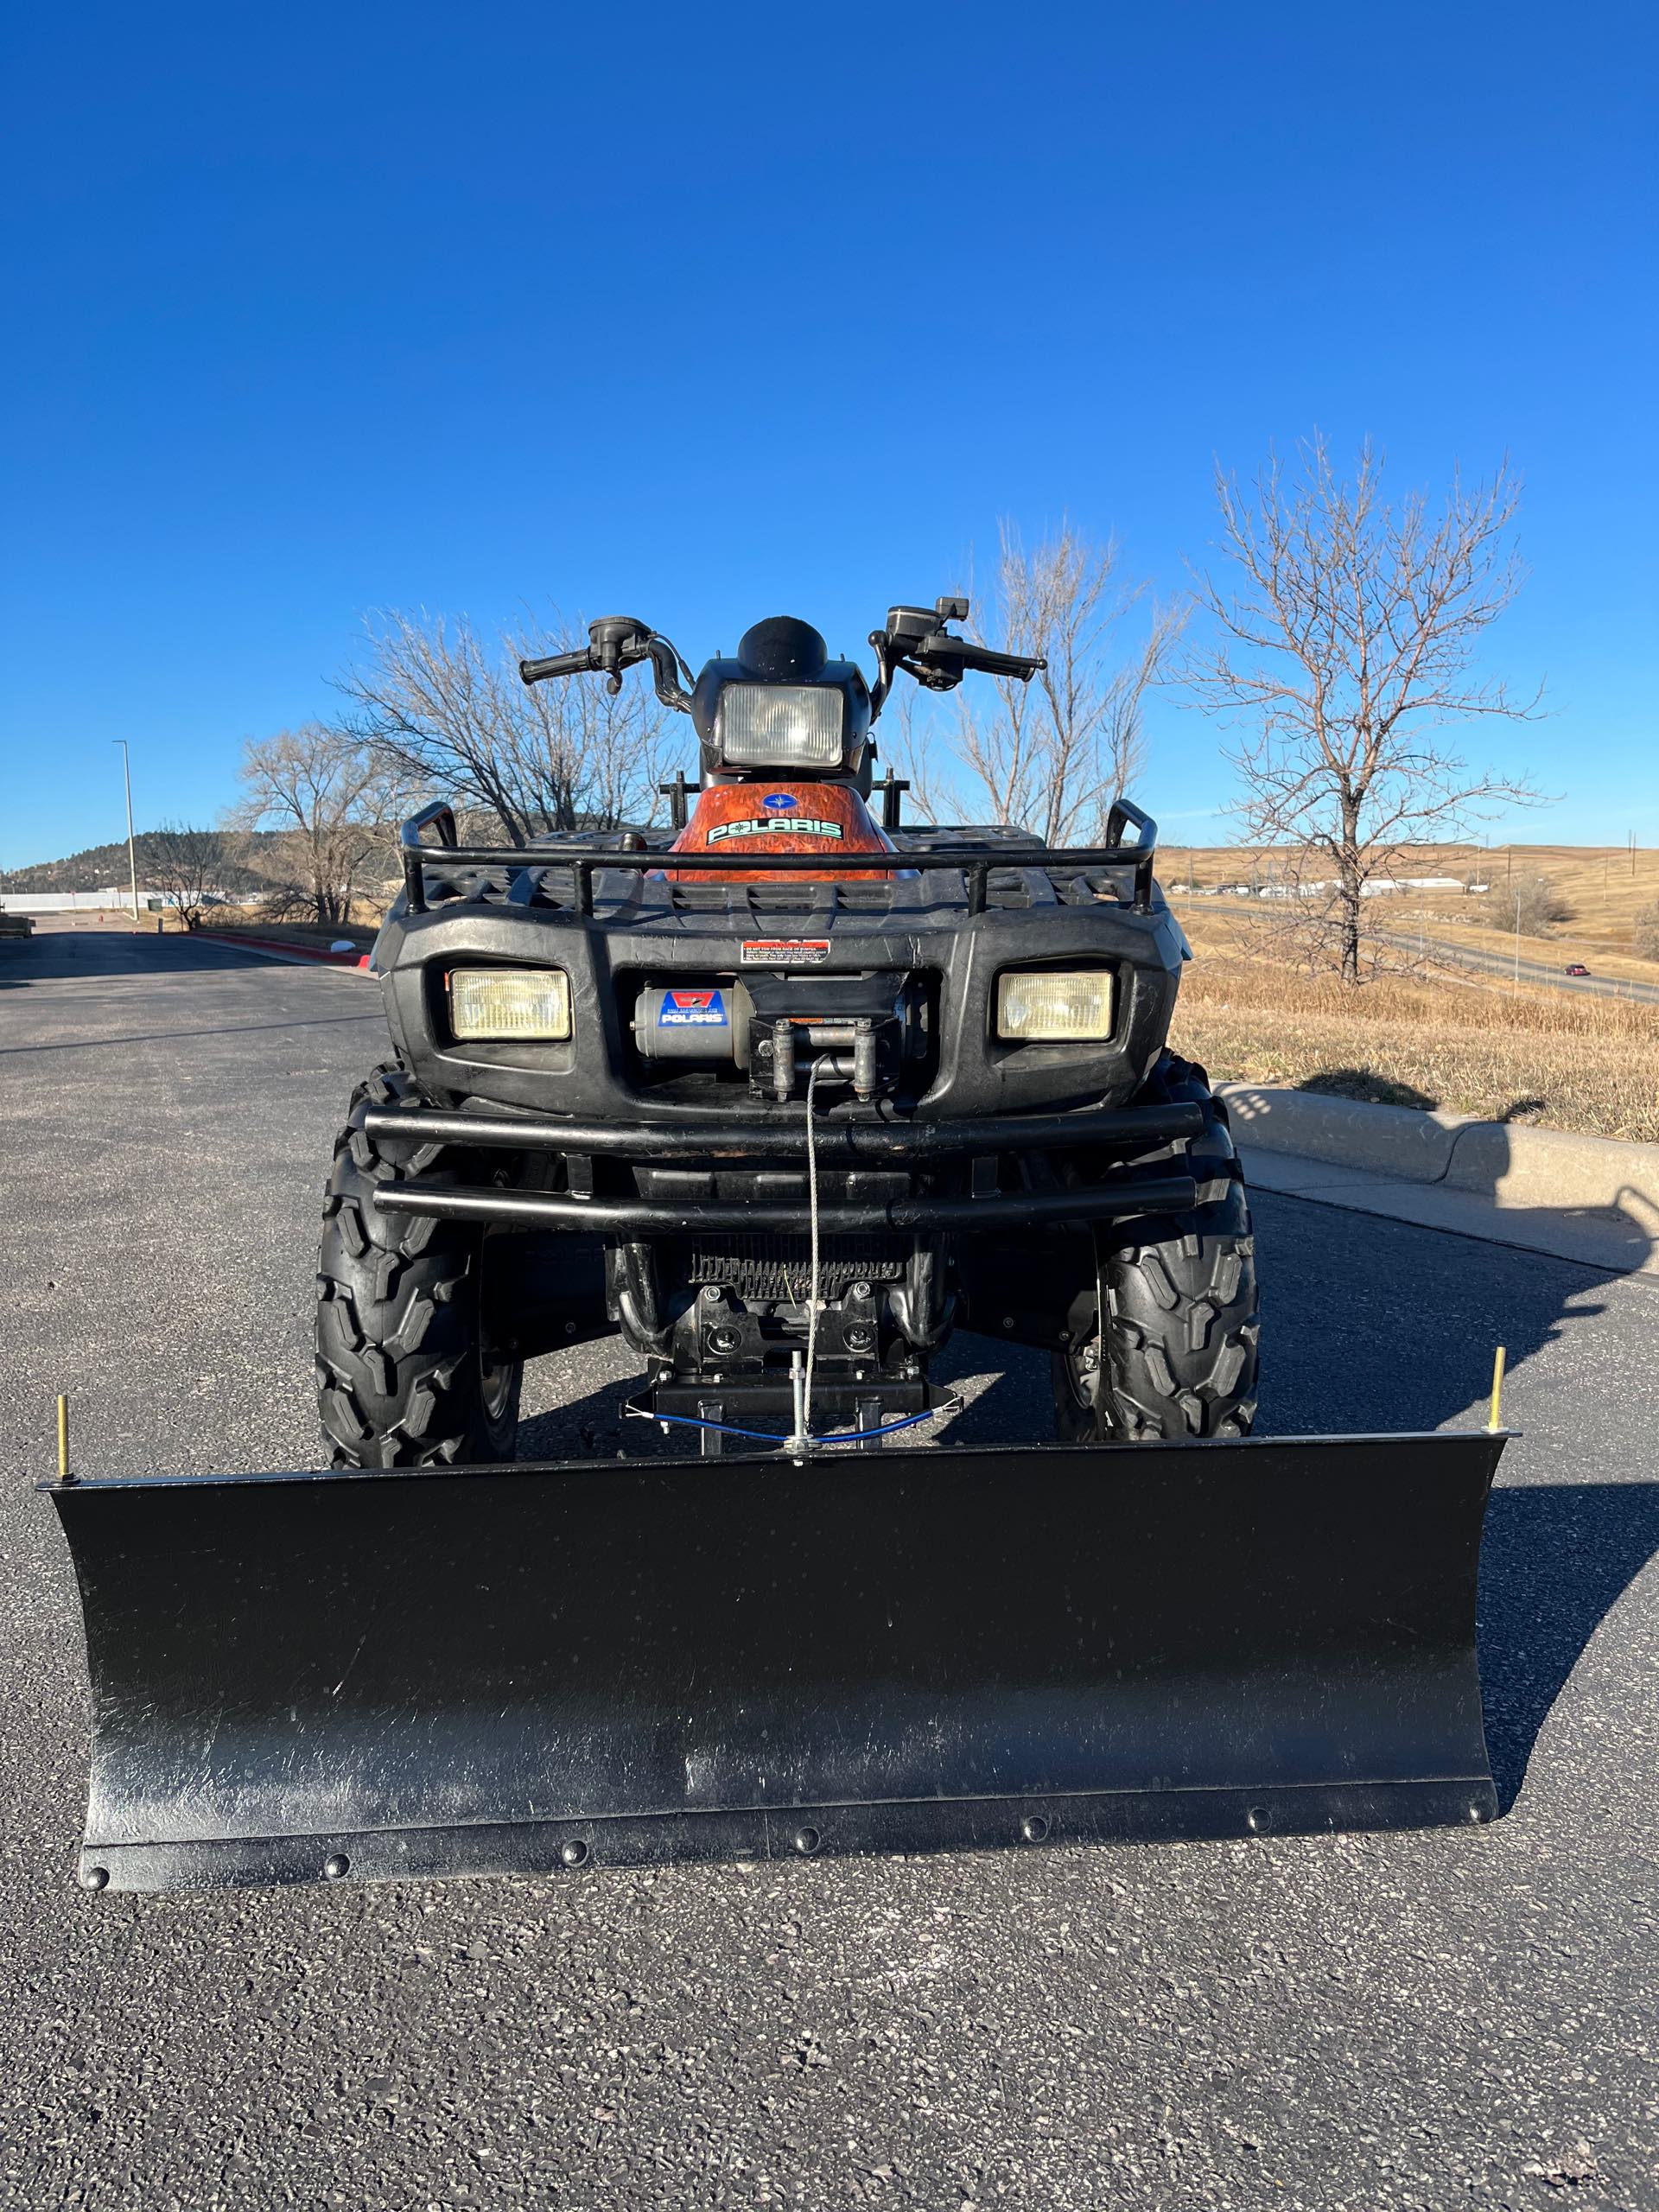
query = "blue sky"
xmin=2 ymin=1 xmax=1654 ymax=864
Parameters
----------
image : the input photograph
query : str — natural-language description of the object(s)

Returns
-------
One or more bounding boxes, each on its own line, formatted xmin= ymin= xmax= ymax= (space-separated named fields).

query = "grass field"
xmin=1168 ymin=904 xmax=1659 ymax=1143
xmin=1161 ymin=841 xmax=1659 ymax=969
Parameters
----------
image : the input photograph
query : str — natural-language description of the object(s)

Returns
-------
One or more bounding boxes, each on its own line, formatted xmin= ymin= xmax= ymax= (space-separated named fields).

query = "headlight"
xmin=448 ymin=968 xmax=571 ymax=1041
xmin=718 ymin=684 xmax=845 ymax=768
xmin=995 ymin=969 xmax=1115 ymax=1042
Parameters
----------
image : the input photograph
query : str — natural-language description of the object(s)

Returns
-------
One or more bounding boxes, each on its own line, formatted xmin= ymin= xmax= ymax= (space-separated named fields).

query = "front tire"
xmin=316 ymin=1066 xmax=523 ymax=1468
xmin=1052 ymin=1053 xmax=1259 ymax=1443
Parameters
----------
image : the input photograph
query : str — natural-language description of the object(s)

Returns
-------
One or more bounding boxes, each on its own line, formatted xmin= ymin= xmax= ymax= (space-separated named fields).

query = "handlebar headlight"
xmin=995 ymin=969 xmax=1115 ymax=1042
xmin=448 ymin=968 xmax=572 ymax=1041
xmin=718 ymin=684 xmax=845 ymax=769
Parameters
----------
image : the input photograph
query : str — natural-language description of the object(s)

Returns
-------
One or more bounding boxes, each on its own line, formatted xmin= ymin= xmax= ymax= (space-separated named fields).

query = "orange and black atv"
xmin=42 ymin=601 xmax=1510 ymax=1896
xmin=323 ymin=599 xmax=1258 ymax=1464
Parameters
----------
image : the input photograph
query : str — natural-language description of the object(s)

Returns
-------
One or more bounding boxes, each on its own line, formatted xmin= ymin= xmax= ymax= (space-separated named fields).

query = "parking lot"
xmin=3 ymin=931 xmax=1656 ymax=2209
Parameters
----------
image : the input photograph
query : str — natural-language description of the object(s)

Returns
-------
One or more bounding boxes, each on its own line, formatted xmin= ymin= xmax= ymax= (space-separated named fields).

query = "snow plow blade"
xmin=48 ymin=1432 xmax=1507 ymax=1893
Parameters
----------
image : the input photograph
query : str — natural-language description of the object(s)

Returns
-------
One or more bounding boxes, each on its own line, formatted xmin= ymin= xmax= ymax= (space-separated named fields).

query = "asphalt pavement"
xmin=2 ymin=931 xmax=1656 ymax=2210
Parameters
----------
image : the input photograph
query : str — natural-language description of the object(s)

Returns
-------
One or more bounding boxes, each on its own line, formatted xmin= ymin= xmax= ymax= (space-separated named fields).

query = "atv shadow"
xmin=1192 ymin=1095 xmax=1659 ymax=1810
xmin=1478 ymin=1481 xmax=1659 ymax=1808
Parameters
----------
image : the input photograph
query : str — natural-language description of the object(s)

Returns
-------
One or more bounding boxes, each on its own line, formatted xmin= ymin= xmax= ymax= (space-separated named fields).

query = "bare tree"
xmin=149 ymin=823 xmax=224 ymax=931
xmin=238 ymin=724 xmax=399 ymax=925
xmin=950 ymin=523 xmax=1178 ymax=842
xmin=1185 ymin=435 xmax=1545 ymax=983
xmin=338 ymin=610 xmax=672 ymax=846
xmin=1509 ymin=869 xmax=1572 ymax=936
xmin=879 ymin=683 xmax=963 ymax=827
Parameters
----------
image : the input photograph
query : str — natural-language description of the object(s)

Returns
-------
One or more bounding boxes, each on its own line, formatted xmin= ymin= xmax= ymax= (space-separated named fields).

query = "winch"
xmin=632 ymin=972 xmax=920 ymax=1102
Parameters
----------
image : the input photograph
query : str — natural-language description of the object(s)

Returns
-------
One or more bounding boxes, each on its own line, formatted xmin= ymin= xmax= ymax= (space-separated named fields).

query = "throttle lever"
xmin=586 ymin=614 xmax=655 ymax=695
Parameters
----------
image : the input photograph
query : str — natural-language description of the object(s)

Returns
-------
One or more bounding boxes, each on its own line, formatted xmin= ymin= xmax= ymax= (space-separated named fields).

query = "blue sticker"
xmin=658 ymin=988 xmax=728 ymax=1028
xmin=761 ymin=792 xmax=798 ymax=812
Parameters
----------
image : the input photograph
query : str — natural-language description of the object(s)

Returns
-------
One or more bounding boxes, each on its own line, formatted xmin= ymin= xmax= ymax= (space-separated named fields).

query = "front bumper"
xmin=374 ymin=1175 xmax=1197 ymax=1237
xmin=363 ymin=1097 xmax=1203 ymax=1236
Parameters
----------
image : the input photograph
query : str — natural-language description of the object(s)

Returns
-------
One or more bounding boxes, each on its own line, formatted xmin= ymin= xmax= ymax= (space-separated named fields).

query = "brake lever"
xmin=909 ymin=633 xmax=1046 ymax=683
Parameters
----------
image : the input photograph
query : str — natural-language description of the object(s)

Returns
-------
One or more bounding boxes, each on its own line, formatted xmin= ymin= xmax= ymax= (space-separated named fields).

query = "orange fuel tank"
xmin=662 ymin=781 xmax=901 ymax=883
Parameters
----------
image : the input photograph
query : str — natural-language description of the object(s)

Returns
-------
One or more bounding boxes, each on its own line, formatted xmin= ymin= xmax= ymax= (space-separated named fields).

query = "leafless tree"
xmin=879 ymin=684 xmax=963 ymax=827
xmin=149 ymin=823 xmax=225 ymax=931
xmin=338 ymin=610 xmax=673 ymax=846
xmin=950 ymin=523 xmax=1179 ymax=842
xmin=238 ymin=724 xmax=400 ymax=925
xmin=1184 ymin=435 xmax=1545 ymax=983
xmin=1509 ymin=869 xmax=1572 ymax=935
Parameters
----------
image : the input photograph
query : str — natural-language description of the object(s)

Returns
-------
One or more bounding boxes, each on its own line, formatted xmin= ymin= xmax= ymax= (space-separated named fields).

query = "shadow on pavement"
xmin=0 ymin=930 xmax=272 ymax=983
xmin=1480 ymin=1481 xmax=1659 ymax=1808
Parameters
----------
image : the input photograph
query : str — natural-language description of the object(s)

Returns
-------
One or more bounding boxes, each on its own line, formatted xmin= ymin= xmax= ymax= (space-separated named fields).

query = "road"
xmin=1378 ymin=928 xmax=1659 ymax=1004
xmin=3 ymin=931 xmax=1656 ymax=2210
xmin=1178 ymin=898 xmax=1659 ymax=1001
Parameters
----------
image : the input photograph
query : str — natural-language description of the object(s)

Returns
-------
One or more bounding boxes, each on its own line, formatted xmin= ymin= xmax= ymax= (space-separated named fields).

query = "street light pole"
xmin=112 ymin=741 xmax=139 ymax=925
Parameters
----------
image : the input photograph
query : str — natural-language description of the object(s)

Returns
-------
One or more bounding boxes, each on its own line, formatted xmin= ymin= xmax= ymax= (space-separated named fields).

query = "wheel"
xmin=1052 ymin=1052 xmax=1259 ymax=1442
xmin=315 ymin=1065 xmax=523 ymax=1468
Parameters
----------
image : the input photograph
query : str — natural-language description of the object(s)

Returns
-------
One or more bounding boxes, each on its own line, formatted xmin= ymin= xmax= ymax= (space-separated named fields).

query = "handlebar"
xmin=519 ymin=619 xmax=694 ymax=714
xmin=517 ymin=597 xmax=1045 ymax=726
xmin=868 ymin=599 xmax=1046 ymax=716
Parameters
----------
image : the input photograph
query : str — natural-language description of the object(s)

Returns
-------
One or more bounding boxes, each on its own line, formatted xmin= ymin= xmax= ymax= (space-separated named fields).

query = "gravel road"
xmin=2 ymin=931 xmax=1655 ymax=2210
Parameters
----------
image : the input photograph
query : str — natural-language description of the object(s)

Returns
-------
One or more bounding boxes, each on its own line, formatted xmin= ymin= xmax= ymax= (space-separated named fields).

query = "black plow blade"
xmin=47 ymin=1432 xmax=1507 ymax=1892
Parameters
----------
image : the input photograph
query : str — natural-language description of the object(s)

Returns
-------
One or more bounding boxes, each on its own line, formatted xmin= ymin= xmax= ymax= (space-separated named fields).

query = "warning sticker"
xmin=658 ymin=988 xmax=729 ymax=1027
xmin=706 ymin=817 xmax=845 ymax=843
xmin=741 ymin=939 xmax=831 ymax=968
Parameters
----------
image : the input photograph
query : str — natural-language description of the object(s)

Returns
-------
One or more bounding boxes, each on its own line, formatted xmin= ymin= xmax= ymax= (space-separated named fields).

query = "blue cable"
xmin=625 ymin=1405 xmax=948 ymax=1449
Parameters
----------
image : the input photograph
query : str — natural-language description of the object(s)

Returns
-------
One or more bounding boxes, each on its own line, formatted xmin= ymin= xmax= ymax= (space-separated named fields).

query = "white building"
xmin=0 ymin=887 xmax=168 ymax=913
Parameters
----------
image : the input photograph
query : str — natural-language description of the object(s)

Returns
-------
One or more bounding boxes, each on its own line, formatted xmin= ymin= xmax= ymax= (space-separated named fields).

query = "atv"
xmin=317 ymin=598 xmax=1259 ymax=1463
xmin=47 ymin=602 xmax=1514 ymax=1893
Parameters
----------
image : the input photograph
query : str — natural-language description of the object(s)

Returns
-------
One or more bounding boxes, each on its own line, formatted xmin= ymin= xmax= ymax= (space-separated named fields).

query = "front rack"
xmin=398 ymin=800 xmax=1160 ymax=919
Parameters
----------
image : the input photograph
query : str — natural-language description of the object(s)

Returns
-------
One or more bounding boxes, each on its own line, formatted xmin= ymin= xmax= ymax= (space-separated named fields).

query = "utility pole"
xmin=112 ymin=741 xmax=139 ymax=925
xmin=1513 ymin=889 xmax=1522 ymax=994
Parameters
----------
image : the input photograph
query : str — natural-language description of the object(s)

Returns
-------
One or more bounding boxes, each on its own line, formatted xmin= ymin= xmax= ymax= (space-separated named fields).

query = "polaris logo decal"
xmin=706 ymin=816 xmax=844 ymax=843
xmin=761 ymin=792 xmax=798 ymax=812
xmin=658 ymin=988 xmax=729 ymax=1027
xmin=741 ymin=938 xmax=831 ymax=967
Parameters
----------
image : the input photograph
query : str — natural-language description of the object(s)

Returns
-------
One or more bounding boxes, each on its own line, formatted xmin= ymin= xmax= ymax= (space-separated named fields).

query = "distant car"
xmin=1565 ymin=963 xmax=1591 ymax=976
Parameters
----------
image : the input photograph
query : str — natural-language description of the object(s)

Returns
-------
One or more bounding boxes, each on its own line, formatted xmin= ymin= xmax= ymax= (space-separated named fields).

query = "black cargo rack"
xmin=398 ymin=801 xmax=1160 ymax=919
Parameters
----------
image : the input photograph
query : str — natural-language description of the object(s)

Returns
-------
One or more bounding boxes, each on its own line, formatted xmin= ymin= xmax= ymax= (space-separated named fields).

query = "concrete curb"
xmin=1219 ymin=1084 xmax=1659 ymax=1278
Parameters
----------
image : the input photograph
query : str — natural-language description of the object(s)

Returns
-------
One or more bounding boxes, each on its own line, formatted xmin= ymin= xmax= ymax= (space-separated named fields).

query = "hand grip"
xmin=519 ymin=648 xmax=594 ymax=685
xmin=945 ymin=639 xmax=1047 ymax=680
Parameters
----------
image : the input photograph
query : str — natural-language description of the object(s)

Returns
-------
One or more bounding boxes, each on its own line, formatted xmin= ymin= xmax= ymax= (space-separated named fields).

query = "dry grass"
xmin=1170 ymin=952 xmax=1659 ymax=1143
xmin=162 ymin=904 xmax=383 ymax=946
xmin=1161 ymin=841 xmax=1659 ymax=975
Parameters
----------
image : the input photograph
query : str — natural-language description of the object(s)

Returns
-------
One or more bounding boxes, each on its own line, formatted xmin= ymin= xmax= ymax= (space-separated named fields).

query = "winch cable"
xmin=626 ymin=1052 xmax=962 ymax=1454
xmin=800 ymin=1053 xmax=828 ymax=1446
